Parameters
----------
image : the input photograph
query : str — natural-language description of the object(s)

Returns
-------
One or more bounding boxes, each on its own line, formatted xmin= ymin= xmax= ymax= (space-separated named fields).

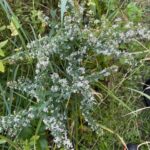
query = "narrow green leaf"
xmin=128 ymin=88 xmax=150 ymax=100
xmin=97 ymin=82 xmax=132 ymax=111
xmin=30 ymin=135 xmax=39 ymax=145
xmin=0 ymin=139 xmax=6 ymax=144
xmin=0 ymin=49 xmax=5 ymax=57
xmin=0 ymin=61 xmax=5 ymax=72
xmin=12 ymin=15 xmax=21 ymax=29
xmin=7 ymin=15 xmax=21 ymax=37
xmin=39 ymin=138 xmax=49 ymax=150
xmin=61 ymin=0 xmax=68 ymax=23
xmin=7 ymin=21 xmax=18 ymax=36
xmin=94 ymin=0 xmax=102 ymax=17
xmin=0 ymin=40 xmax=8 ymax=48
xmin=23 ymin=140 xmax=30 ymax=150
xmin=0 ymin=26 xmax=6 ymax=31
xmin=0 ymin=135 xmax=21 ymax=150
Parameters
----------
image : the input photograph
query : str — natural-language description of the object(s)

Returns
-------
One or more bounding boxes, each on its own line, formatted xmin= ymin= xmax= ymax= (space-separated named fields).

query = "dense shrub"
xmin=0 ymin=1 xmax=150 ymax=149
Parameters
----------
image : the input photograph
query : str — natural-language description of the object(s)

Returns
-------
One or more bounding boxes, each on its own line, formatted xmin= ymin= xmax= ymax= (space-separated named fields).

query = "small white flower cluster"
xmin=43 ymin=115 xmax=73 ymax=150
xmin=86 ymin=65 xmax=118 ymax=82
xmin=7 ymin=78 xmax=41 ymax=102
xmin=118 ymin=26 xmax=150 ymax=43
xmin=100 ymin=65 xmax=118 ymax=77
xmin=72 ymin=76 xmax=90 ymax=92
xmin=50 ymin=73 xmax=71 ymax=100
xmin=36 ymin=56 xmax=49 ymax=74
xmin=0 ymin=107 xmax=38 ymax=137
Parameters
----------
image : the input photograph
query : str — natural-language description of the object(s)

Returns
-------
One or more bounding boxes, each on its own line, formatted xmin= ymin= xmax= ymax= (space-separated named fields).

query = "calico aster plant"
xmin=1 ymin=1 xmax=150 ymax=149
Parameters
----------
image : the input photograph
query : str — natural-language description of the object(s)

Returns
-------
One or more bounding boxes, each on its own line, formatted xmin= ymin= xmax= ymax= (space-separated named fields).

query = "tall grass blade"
xmin=60 ymin=0 xmax=68 ymax=24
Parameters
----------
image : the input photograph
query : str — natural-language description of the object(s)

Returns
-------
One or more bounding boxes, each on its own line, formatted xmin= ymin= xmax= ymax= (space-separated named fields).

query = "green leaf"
xmin=7 ymin=21 xmax=19 ymax=36
xmin=30 ymin=135 xmax=39 ymax=141
xmin=0 ymin=135 xmax=21 ymax=150
xmin=39 ymin=137 xmax=49 ymax=150
xmin=29 ymin=135 xmax=39 ymax=145
xmin=0 ymin=26 xmax=6 ymax=31
xmin=94 ymin=0 xmax=103 ymax=17
xmin=12 ymin=15 xmax=21 ymax=29
xmin=19 ymin=127 xmax=33 ymax=140
xmin=0 ymin=49 xmax=5 ymax=57
xmin=0 ymin=139 xmax=6 ymax=144
xmin=8 ymin=15 xmax=21 ymax=37
xmin=126 ymin=2 xmax=142 ymax=21
xmin=0 ymin=40 xmax=8 ymax=48
xmin=0 ymin=61 xmax=5 ymax=72
xmin=23 ymin=140 xmax=30 ymax=150
xmin=61 ymin=0 xmax=68 ymax=23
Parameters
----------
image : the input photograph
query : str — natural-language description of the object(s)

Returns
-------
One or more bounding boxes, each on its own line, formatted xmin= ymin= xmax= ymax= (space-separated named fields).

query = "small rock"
xmin=124 ymin=143 xmax=138 ymax=150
